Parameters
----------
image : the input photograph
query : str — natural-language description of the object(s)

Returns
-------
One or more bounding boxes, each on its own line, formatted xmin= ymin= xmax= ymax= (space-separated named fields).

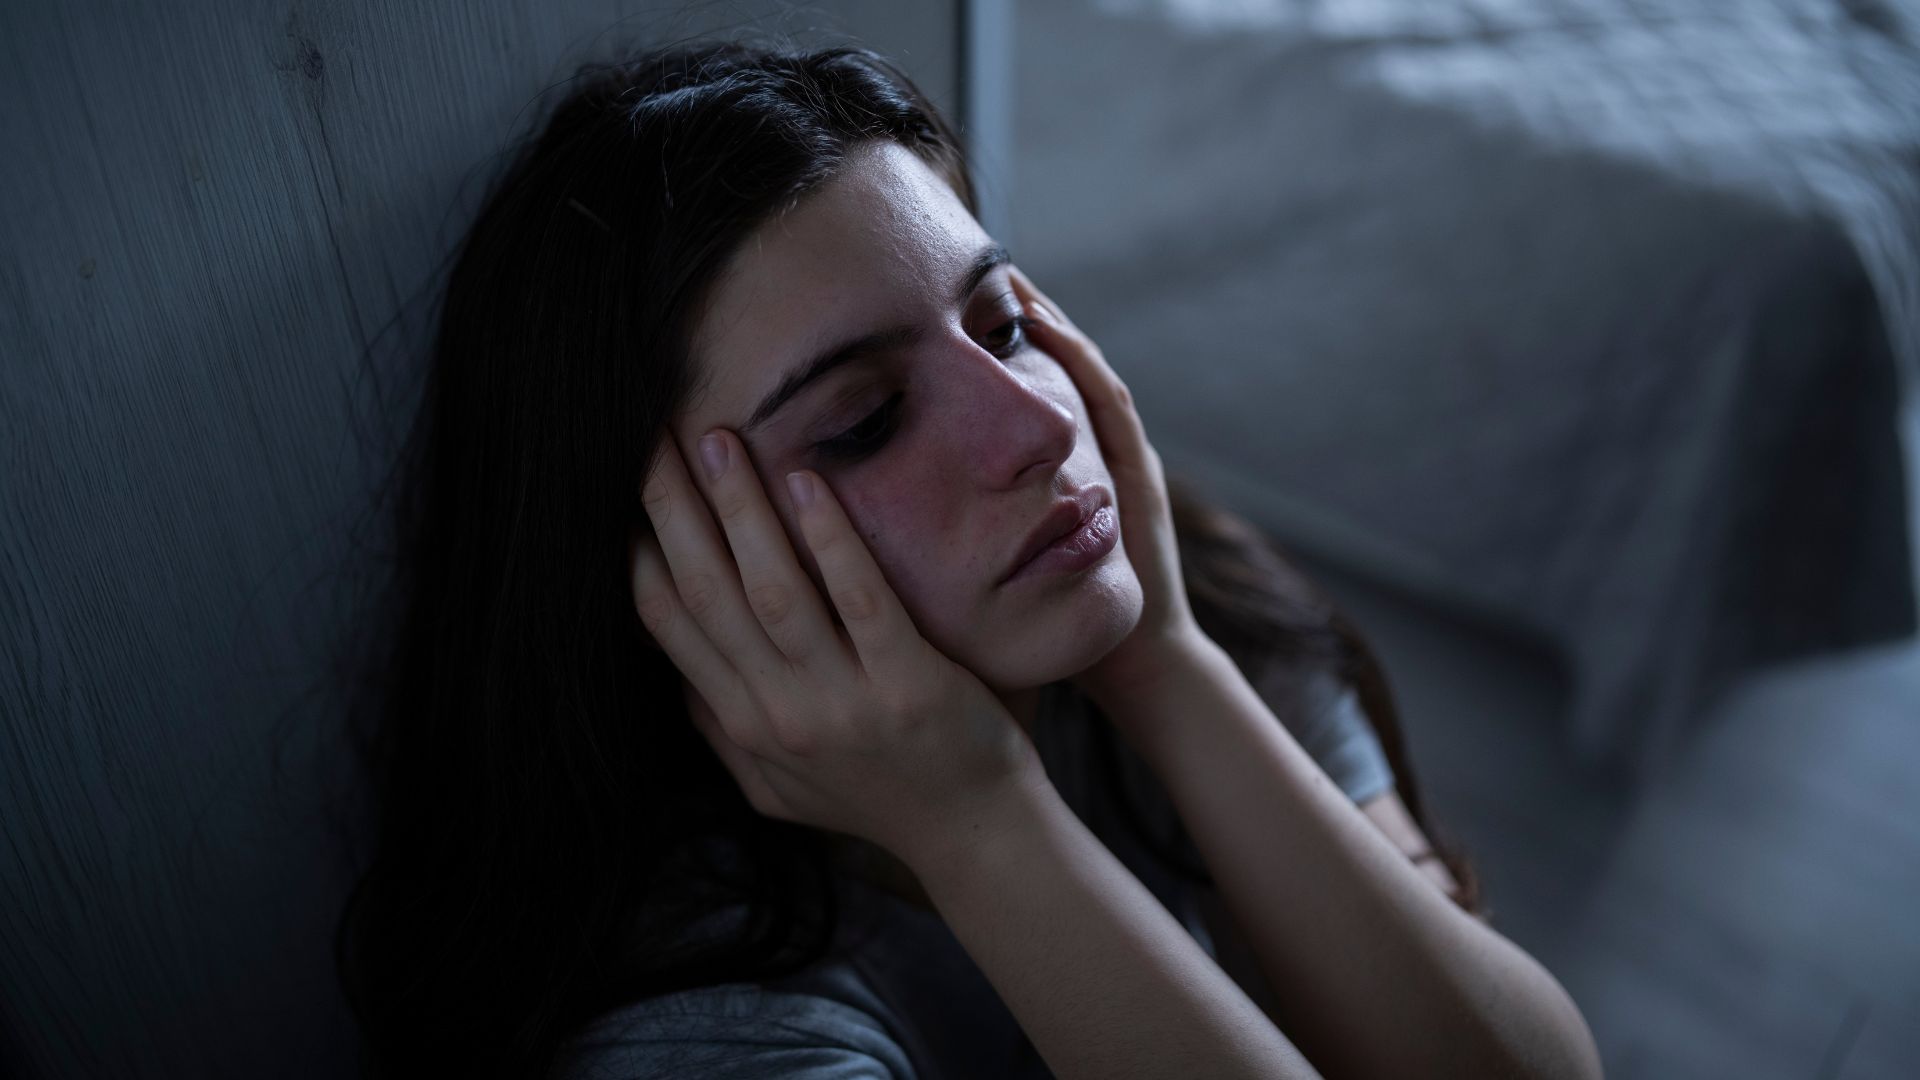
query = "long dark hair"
xmin=336 ymin=37 xmax=1480 ymax=1080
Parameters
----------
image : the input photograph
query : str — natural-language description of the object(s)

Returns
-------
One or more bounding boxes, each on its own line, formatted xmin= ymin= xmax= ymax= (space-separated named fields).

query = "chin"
xmin=967 ymin=556 xmax=1145 ymax=693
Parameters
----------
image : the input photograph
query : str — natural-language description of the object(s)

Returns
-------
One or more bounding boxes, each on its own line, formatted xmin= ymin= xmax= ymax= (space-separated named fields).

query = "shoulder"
xmin=559 ymin=979 xmax=917 ymax=1080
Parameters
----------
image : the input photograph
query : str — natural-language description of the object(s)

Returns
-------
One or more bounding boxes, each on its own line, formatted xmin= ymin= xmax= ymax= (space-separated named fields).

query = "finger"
xmin=631 ymin=527 xmax=760 ymax=749
xmin=692 ymin=427 xmax=850 ymax=672
xmin=1007 ymin=266 xmax=1153 ymax=468
xmin=640 ymin=434 xmax=790 ymax=681
xmin=783 ymin=468 xmax=920 ymax=675
xmin=1009 ymin=265 xmax=1138 ymax=425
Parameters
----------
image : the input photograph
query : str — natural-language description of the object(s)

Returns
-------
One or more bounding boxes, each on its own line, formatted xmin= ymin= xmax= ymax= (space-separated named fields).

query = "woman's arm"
xmin=1002 ymin=266 xmax=1594 ymax=1077
xmin=1258 ymin=667 xmax=1467 ymax=903
xmin=1197 ymin=789 xmax=1470 ymax=1033
xmin=1099 ymin=635 xmax=1603 ymax=1080
xmin=1359 ymin=789 xmax=1467 ymax=903
xmin=899 ymin=768 xmax=1324 ymax=1080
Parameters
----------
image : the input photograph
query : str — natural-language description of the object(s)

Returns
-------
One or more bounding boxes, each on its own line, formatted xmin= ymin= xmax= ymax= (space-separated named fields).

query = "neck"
xmin=999 ymin=684 xmax=1044 ymax=736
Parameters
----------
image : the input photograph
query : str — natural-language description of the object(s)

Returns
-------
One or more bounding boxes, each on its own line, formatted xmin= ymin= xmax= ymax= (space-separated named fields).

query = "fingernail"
xmin=786 ymin=471 xmax=814 ymax=510
xmin=698 ymin=432 xmax=728 ymax=480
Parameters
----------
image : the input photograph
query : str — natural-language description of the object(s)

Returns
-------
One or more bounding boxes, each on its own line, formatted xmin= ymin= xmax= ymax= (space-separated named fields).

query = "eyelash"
xmin=813 ymin=314 xmax=1036 ymax=463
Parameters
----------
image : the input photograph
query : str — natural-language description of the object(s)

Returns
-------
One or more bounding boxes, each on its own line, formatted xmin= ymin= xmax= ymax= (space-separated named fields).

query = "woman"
xmin=337 ymin=39 xmax=1602 ymax=1080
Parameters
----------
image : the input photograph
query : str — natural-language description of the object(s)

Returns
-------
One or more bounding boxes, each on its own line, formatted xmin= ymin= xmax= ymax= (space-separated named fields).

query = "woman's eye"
xmin=815 ymin=392 xmax=905 ymax=462
xmin=808 ymin=316 xmax=1031 ymax=465
xmin=987 ymin=313 xmax=1035 ymax=359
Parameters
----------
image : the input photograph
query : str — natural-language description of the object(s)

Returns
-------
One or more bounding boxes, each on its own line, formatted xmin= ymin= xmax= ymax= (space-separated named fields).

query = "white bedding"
xmin=1011 ymin=0 xmax=1920 ymax=776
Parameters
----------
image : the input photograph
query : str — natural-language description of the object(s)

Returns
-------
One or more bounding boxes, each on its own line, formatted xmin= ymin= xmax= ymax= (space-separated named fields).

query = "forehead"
xmin=683 ymin=140 xmax=985 ymax=428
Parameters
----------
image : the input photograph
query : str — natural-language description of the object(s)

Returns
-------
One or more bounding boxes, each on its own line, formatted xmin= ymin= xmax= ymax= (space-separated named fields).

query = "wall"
xmin=0 ymin=3 xmax=967 ymax=1076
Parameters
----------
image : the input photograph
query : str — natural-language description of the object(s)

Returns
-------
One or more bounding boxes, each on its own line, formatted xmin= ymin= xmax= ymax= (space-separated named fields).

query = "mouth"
xmin=999 ymin=486 xmax=1118 ymax=586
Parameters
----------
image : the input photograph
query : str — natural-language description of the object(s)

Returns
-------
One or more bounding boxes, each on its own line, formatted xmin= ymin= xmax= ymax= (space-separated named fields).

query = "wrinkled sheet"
xmin=1012 ymin=0 xmax=1920 ymax=777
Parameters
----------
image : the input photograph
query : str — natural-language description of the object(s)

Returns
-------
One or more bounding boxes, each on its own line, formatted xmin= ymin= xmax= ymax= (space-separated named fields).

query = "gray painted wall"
xmin=0 ymin=3 xmax=972 ymax=1076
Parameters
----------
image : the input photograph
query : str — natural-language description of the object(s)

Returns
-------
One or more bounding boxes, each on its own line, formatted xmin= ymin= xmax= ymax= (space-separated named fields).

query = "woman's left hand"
xmin=1008 ymin=266 xmax=1214 ymax=710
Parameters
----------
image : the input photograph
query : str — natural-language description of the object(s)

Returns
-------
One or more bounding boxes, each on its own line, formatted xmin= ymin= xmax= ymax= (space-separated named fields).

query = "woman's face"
xmin=672 ymin=139 xmax=1144 ymax=693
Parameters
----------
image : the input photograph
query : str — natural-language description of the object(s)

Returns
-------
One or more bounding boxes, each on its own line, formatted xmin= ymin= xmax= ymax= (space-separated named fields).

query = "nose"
xmin=939 ymin=334 xmax=1077 ymax=488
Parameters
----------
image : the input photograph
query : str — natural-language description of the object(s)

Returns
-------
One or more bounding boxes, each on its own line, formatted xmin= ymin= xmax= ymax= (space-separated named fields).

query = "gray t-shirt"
xmin=560 ymin=666 xmax=1393 ymax=1079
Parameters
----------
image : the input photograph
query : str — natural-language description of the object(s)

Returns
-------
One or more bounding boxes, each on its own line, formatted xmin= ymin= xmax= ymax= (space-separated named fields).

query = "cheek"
xmin=1023 ymin=345 xmax=1075 ymax=393
xmin=831 ymin=462 xmax=986 ymax=629
xmin=1045 ymin=376 xmax=1108 ymax=473
xmin=1027 ymin=357 xmax=1094 ymax=439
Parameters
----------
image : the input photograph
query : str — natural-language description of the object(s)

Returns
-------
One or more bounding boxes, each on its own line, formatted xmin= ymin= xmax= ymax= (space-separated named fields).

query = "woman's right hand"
xmin=630 ymin=428 xmax=1047 ymax=866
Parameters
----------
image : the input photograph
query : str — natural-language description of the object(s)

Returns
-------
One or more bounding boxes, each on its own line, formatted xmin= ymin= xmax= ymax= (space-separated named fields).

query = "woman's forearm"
xmin=1097 ymin=636 xmax=1604 ymax=1080
xmin=900 ymin=769 xmax=1323 ymax=1080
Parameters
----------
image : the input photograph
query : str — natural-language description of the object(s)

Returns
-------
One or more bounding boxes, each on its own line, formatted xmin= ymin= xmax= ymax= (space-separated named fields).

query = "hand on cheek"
xmin=630 ymin=428 xmax=1047 ymax=865
xmin=1006 ymin=266 xmax=1211 ymax=708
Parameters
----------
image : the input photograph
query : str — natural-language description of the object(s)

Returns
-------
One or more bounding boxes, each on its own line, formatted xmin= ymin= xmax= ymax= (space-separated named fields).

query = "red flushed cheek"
xmin=834 ymin=463 xmax=999 ymax=629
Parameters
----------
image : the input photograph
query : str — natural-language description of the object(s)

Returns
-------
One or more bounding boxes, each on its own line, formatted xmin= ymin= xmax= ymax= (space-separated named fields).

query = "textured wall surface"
xmin=0 ymin=3 xmax=958 ymax=1076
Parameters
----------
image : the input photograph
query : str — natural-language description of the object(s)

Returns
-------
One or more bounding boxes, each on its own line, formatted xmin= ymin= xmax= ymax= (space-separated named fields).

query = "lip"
xmin=1000 ymin=487 xmax=1117 ymax=585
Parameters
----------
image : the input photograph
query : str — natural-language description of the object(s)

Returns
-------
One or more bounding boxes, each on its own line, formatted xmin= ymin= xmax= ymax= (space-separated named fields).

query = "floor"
xmin=1286 ymin=397 xmax=1920 ymax=1078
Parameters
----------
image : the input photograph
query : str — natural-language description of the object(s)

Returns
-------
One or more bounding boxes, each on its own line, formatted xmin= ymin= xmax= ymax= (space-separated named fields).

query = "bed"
xmin=1009 ymin=0 xmax=1920 ymax=778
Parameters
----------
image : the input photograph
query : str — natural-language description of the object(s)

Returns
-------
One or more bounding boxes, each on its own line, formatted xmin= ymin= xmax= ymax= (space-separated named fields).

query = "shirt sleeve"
xmin=561 ymin=982 xmax=918 ymax=1080
xmin=1255 ymin=662 xmax=1397 ymax=805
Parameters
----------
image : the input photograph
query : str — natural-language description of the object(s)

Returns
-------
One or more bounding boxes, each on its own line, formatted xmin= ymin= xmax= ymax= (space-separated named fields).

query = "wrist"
xmin=1083 ymin=629 xmax=1233 ymax=724
xmin=890 ymin=764 xmax=1063 ymax=885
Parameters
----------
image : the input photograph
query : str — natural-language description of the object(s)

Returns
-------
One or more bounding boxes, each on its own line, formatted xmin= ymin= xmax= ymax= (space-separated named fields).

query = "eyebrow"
xmin=740 ymin=242 xmax=1012 ymax=435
